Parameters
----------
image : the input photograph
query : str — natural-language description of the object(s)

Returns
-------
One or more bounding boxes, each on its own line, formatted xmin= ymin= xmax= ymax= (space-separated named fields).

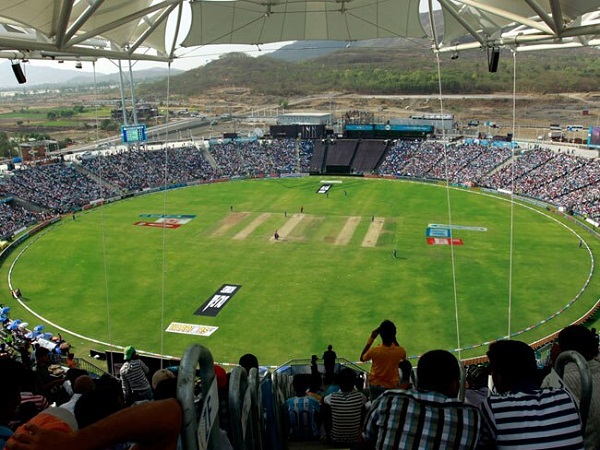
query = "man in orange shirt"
xmin=360 ymin=320 xmax=406 ymax=399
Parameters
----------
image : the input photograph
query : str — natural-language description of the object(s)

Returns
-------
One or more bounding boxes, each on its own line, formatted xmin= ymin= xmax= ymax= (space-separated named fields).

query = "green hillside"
xmin=140 ymin=47 xmax=600 ymax=98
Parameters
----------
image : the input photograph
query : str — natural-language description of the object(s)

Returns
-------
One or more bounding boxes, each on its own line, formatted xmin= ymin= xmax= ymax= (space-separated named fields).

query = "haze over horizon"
xmin=1 ymin=0 xmax=440 ymax=78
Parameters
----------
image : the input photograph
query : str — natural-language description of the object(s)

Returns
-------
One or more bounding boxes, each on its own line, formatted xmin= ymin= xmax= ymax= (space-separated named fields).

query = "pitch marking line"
xmin=270 ymin=213 xmax=305 ymax=242
xmin=335 ymin=216 xmax=361 ymax=245
xmin=234 ymin=213 xmax=271 ymax=240
xmin=212 ymin=212 xmax=248 ymax=237
xmin=362 ymin=217 xmax=384 ymax=247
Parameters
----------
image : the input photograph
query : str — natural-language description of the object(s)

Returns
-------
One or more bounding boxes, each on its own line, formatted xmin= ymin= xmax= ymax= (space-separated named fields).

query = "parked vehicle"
xmin=548 ymin=131 xmax=564 ymax=141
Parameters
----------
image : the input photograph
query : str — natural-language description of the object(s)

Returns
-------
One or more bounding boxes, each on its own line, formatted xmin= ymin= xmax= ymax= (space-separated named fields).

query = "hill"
xmin=0 ymin=62 xmax=183 ymax=89
xmin=139 ymin=45 xmax=600 ymax=98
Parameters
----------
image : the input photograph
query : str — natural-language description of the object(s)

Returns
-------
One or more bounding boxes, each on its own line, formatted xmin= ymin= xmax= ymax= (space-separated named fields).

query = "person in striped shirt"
xmin=479 ymin=339 xmax=584 ymax=449
xmin=119 ymin=346 xmax=153 ymax=404
xmin=323 ymin=368 xmax=368 ymax=446
xmin=360 ymin=349 xmax=481 ymax=450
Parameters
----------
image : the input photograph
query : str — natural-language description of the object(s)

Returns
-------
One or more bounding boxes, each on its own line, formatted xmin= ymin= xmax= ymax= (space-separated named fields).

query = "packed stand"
xmin=379 ymin=141 xmax=600 ymax=221
xmin=378 ymin=141 xmax=513 ymax=185
xmin=0 ymin=202 xmax=40 ymax=240
xmin=480 ymin=148 xmax=556 ymax=191
xmin=424 ymin=143 xmax=512 ymax=184
xmin=0 ymin=164 xmax=118 ymax=214
xmin=0 ymin=140 xmax=313 ymax=241
xmin=3 ymin=139 xmax=600 ymax=237
xmin=555 ymin=158 xmax=600 ymax=216
xmin=377 ymin=140 xmax=440 ymax=177
xmin=80 ymin=146 xmax=219 ymax=191
xmin=208 ymin=139 xmax=313 ymax=176
xmin=480 ymin=149 xmax=600 ymax=219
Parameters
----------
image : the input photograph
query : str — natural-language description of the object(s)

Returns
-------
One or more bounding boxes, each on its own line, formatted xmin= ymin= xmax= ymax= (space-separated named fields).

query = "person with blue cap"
xmin=119 ymin=346 xmax=153 ymax=404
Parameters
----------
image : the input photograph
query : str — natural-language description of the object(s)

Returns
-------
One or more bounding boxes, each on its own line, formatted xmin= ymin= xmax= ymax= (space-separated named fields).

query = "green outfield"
xmin=2 ymin=177 xmax=598 ymax=366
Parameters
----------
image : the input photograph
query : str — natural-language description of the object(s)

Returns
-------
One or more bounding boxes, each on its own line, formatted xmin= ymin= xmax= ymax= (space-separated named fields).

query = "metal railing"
xmin=555 ymin=350 xmax=593 ymax=432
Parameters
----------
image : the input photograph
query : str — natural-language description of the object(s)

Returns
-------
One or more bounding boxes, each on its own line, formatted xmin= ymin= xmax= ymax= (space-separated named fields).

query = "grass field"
xmin=2 ymin=177 xmax=598 ymax=366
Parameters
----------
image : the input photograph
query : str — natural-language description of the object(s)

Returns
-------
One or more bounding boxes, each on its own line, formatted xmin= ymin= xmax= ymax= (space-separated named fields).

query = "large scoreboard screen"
xmin=121 ymin=124 xmax=147 ymax=143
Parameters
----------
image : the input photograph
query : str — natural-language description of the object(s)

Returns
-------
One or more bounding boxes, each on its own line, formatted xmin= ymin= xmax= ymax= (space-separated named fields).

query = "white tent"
xmin=0 ymin=0 xmax=182 ymax=62
xmin=0 ymin=0 xmax=598 ymax=62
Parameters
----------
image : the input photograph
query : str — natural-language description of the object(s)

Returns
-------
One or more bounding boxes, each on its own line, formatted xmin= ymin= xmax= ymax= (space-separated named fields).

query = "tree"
xmin=58 ymin=137 xmax=74 ymax=149
xmin=100 ymin=119 xmax=118 ymax=131
xmin=0 ymin=131 xmax=13 ymax=158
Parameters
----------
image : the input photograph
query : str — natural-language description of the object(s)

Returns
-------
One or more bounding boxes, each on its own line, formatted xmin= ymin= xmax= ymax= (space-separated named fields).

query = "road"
xmin=62 ymin=117 xmax=216 ymax=153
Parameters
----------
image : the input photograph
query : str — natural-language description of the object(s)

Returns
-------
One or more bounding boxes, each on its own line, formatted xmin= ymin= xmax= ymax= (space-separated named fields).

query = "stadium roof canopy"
xmin=0 ymin=0 xmax=599 ymax=63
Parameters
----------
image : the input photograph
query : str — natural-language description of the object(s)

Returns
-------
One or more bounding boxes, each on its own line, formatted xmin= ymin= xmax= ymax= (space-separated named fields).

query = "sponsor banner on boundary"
xmin=195 ymin=284 xmax=242 ymax=317
xmin=12 ymin=226 xmax=26 ymax=236
xmin=139 ymin=214 xmax=197 ymax=219
xmin=156 ymin=218 xmax=192 ymax=225
xmin=586 ymin=217 xmax=600 ymax=227
xmin=280 ymin=173 xmax=308 ymax=178
xmin=134 ymin=221 xmax=181 ymax=229
xmin=166 ymin=322 xmax=218 ymax=337
xmin=427 ymin=237 xmax=464 ymax=246
xmin=428 ymin=224 xmax=487 ymax=232
xmin=426 ymin=227 xmax=451 ymax=238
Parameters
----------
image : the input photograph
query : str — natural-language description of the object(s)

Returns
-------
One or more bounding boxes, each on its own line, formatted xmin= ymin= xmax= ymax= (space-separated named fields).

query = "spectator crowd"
xmin=1 ymin=138 xmax=600 ymax=243
xmin=1 ymin=317 xmax=599 ymax=450
xmin=379 ymin=140 xmax=600 ymax=220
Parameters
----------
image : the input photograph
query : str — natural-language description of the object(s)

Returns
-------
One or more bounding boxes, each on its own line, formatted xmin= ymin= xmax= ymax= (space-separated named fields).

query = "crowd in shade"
xmin=0 ymin=164 xmax=118 ymax=214
xmin=1 ymin=317 xmax=598 ymax=450
xmin=0 ymin=203 xmax=41 ymax=240
xmin=1 ymin=139 xmax=600 ymax=240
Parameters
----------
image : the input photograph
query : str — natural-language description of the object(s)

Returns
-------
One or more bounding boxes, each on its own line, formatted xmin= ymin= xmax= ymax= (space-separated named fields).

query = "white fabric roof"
xmin=0 ymin=0 xmax=182 ymax=62
xmin=181 ymin=0 xmax=426 ymax=45
xmin=181 ymin=0 xmax=600 ymax=52
xmin=0 ymin=0 xmax=599 ymax=62
xmin=439 ymin=0 xmax=600 ymax=52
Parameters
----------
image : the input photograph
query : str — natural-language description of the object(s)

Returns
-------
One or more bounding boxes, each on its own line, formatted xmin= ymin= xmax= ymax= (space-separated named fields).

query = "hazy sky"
xmin=22 ymin=0 xmax=438 ymax=74
xmin=24 ymin=0 xmax=291 ymax=75
xmin=70 ymin=42 xmax=291 ymax=74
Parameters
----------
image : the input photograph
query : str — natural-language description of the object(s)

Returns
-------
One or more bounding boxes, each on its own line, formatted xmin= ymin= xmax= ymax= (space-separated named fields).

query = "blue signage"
xmin=426 ymin=227 xmax=451 ymax=238
xmin=345 ymin=124 xmax=373 ymax=131
xmin=121 ymin=125 xmax=147 ymax=143
xmin=345 ymin=124 xmax=434 ymax=133
xmin=373 ymin=124 xmax=433 ymax=132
